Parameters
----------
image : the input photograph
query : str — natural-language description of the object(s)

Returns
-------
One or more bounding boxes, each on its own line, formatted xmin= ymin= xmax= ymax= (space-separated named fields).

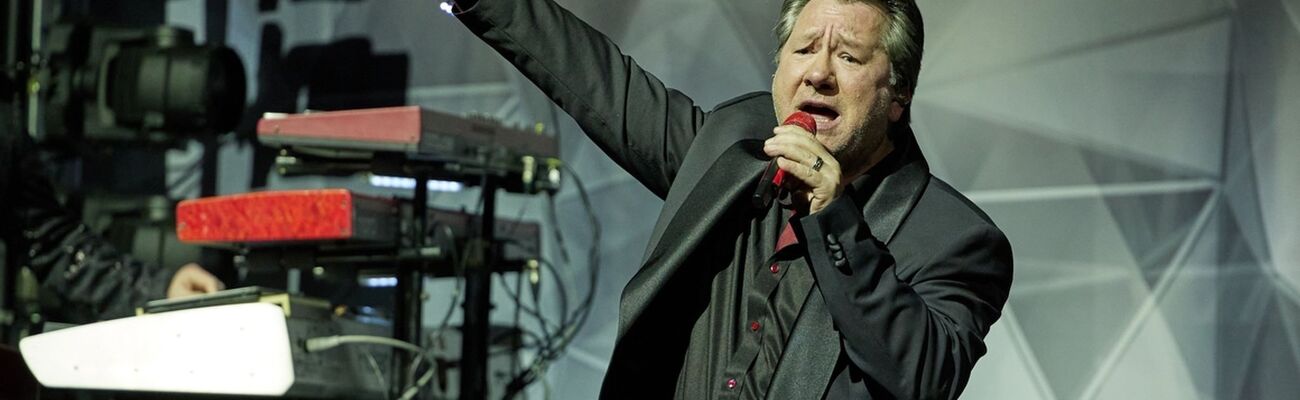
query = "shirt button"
xmin=726 ymin=378 xmax=737 ymax=389
xmin=750 ymin=321 xmax=761 ymax=332
xmin=770 ymin=263 xmax=780 ymax=274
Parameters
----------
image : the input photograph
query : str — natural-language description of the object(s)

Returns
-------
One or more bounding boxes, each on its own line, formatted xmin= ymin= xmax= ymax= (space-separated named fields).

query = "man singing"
xmin=454 ymin=0 xmax=1013 ymax=398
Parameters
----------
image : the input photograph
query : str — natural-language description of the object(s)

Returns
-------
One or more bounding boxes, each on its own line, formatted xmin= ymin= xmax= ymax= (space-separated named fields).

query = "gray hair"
xmin=774 ymin=0 xmax=924 ymax=99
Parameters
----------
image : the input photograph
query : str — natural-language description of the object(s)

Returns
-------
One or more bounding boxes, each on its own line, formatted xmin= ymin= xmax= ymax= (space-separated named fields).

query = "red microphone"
xmin=771 ymin=112 xmax=817 ymax=187
xmin=753 ymin=111 xmax=817 ymax=209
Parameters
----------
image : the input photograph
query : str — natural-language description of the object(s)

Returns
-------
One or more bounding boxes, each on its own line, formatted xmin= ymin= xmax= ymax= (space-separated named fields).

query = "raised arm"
xmin=454 ymin=0 xmax=704 ymax=197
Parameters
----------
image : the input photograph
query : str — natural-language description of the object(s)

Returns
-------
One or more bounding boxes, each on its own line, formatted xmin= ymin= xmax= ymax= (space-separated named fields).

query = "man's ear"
xmin=889 ymin=93 xmax=910 ymax=122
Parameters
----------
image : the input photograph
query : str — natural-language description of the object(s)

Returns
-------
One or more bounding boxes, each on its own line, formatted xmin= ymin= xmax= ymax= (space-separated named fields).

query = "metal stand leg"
xmin=394 ymin=176 xmax=429 ymax=396
xmin=460 ymin=176 xmax=496 ymax=400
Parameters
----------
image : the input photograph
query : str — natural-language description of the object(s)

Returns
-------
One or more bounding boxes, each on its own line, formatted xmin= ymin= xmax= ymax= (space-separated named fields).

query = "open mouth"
xmin=797 ymin=101 xmax=840 ymax=131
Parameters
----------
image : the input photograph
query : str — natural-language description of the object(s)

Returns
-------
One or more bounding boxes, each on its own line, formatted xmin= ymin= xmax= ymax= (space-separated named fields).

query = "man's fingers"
xmin=765 ymin=137 xmax=839 ymax=177
xmin=167 ymin=264 xmax=226 ymax=298
xmin=193 ymin=268 xmax=224 ymax=293
xmin=766 ymin=125 xmax=843 ymax=214
xmin=759 ymin=131 xmax=832 ymax=160
xmin=764 ymin=142 xmax=818 ymax=167
xmin=197 ymin=275 xmax=223 ymax=293
xmin=776 ymin=157 xmax=823 ymax=188
xmin=773 ymin=124 xmax=815 ymax=138
xmin=764 ymin=135 xmax=828 ymax=166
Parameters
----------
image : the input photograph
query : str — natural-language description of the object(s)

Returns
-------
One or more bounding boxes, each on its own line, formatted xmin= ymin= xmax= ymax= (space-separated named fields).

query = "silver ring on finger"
xmin=811 ymin=156 xmax=824 ymax=172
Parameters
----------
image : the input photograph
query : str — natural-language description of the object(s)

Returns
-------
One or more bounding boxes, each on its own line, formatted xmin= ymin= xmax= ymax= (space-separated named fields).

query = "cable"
xmin=493 ymin=100 xmax=605 ymax=397
xmin=501 ymin=161 xmax=602 ymax=399
xmin=544 ymin=163 xmax=601 ymax=354
xmin=511 ymin=256 xmax=524 ymax=380
xmin=428 ymin=223 xmax=462 ymax=339
xmin=428 ymin=187 xmax=488 ymax=353
xmin=440 ymin=0 xmax=480 ymax=16
xmin=495 ymin=255 xmax=567 ymax=352
xmin=397 ymin=367 xmax=436 ymax=400
xmin=362 ymin=351 xmax=390 ymax=398
xmin=305 ymin=334 xmax=426 ymax=355
xmin=496 ymin=243 xmax=565 ymax=326
xmin=305 ymin=335 xmax=438 ymax=400
xmin=498 ymin=265 xmax=559 ymax=348
xmin=500 ymin=198 xmax=531 ymax=239
xmin=544 ymin=194 xmax=572 ymax=264
xmin=411 ymin=177 xmax=496 ymax=399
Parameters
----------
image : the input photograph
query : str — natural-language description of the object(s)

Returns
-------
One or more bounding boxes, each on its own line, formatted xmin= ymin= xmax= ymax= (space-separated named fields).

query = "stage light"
xmin=360 ymin=276 xmax=398 ymax=288
xmin=367 ymin=175 xmax=464 ymax=192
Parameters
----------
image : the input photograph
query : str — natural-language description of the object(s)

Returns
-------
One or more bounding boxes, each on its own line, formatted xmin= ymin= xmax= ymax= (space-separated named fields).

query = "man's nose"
xmin=803 ymin=55 xmax=836 ymax=93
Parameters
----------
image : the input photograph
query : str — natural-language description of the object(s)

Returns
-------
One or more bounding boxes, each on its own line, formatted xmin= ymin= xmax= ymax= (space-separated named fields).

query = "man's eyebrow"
xmin=835 ymin=30 xmax=870 ymax=50
xmin=794 ymin=27 xmax=874 ymax=51
xmin=795 ymin=27 xmax=823 ymax=41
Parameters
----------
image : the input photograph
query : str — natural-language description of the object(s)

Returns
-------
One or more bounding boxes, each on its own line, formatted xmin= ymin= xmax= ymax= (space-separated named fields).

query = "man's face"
xmin=772 ymin=0 xmax=903 ymax=176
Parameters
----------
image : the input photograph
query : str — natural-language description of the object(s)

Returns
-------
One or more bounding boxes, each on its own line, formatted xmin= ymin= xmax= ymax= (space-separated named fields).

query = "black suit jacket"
xmin=457 ymin=1 xmax=1013 ymax=398
xmin=0 ymin=130 xmax=174 ymax=325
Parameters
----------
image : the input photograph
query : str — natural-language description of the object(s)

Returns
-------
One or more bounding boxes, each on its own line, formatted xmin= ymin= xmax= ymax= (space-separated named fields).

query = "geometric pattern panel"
xmin=1103 ymin=190 xmax=1213 ymax=288
xmin=1222 ymin=77 xmax=1276 ymax=293
xmin=1229 ymin=290 xmax=1300 ymax=400
xmin=917 ymin=0 xmax=1294 ymax=398
xmin=1161 ymin=218 xmax=1224 ymax=397
xmin=914 ymin=106 xmax=1208 ymax=192
xmin=918 ymin=17 xmax=1233 ymax=178
xmin=962 ymin=318 xmax=1052 ymax=400
xmin=1007 ymin=261 xmax=1150 ymax=400
xmin=1212 ymin=207 xmax=1275 ymax=399
xmin=1091 ymin=308 xmax=1201 ymax=400
xmin=920 ymin=0 xmax=1230 ymax=87
xmin=981 ymin=196 xmax=1141 ymax=273
xmin=1230 ymin=0 xmax=1300 ymax=298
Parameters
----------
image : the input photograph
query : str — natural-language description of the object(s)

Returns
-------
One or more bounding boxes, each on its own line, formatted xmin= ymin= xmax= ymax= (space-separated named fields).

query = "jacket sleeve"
xmin=796 ymin=194 xmax=1014 ymax=400
xmin=454 ymin=0 xmax=704 ymax=198
xmin=1 ymin=133 xmax=175 ymax=324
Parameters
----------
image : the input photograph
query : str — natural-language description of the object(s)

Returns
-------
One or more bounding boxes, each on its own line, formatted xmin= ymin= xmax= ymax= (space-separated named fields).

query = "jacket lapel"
xmin=859 ymin=129 xmax=930 ymax=244
xmin=617 ymin=139 xmax=768 ymax=337
xmin=862 ymin=155 xmax=929 ymax=244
